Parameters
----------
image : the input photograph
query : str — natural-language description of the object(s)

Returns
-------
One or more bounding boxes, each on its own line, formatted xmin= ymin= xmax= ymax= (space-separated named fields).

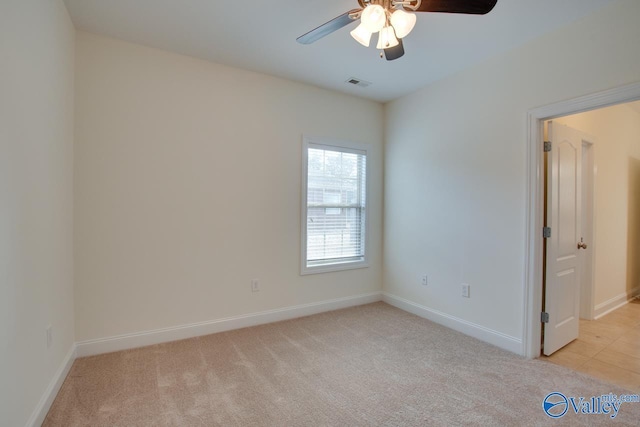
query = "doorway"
xmin=523 ymin=81 xmax=640 ymax=360
xmin=524 ymin=82 xmax=640 ymax=391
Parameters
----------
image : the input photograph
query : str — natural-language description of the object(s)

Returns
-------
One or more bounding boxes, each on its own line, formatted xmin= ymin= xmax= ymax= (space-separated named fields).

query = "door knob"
xmin=577 ymin=238 xmax=588 ymax=250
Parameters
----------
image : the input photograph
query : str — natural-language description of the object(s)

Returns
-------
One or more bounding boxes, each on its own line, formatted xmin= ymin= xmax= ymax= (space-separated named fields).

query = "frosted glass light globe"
xmin=361 ymin=4 xmax=386 ymax=33
xmin=350 ymin=23 xmax=373 ymax=47
xmin=390 ymin=9 xmax=416 ymax=39
xmin=376 ymin=26 xmax=399 ymax=49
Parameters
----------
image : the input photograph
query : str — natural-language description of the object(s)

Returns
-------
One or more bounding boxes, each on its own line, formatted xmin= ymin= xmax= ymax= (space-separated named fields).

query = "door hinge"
xmin=544 ymin=141 xmax=552 ymax=152
xmin=541 ymin=312 xmax=550 ymax=323
xmin=543 ymin=227 xmax=551 ymax=238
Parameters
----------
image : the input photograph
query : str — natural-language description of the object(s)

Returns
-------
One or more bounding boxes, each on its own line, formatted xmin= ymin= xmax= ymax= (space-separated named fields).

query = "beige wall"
xmin=74 ymin=32 xmax=384 ymax=342
xmin=0 ymin=1 xmax=75 ymax=425
xmin=4 ymin=3 xmax=640 ymax=423
xmin=384 ymin=0 xmax=640 ymax=344
xmin=556 ymin=103 xmax=640 ymax=309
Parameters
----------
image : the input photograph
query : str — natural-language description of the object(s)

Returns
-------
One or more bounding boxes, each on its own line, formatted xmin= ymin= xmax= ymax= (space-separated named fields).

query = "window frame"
xmin=300 ymin=136 xmax=370 ymax=275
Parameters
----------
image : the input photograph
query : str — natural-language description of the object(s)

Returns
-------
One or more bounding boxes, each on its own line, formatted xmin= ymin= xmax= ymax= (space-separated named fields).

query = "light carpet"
xmin=44 ymin=302 xmax=640 ymax=426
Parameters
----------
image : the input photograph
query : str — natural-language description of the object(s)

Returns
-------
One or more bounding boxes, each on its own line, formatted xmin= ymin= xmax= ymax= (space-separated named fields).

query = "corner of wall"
xmin=25 ymin=344 xmax=77 ymax=427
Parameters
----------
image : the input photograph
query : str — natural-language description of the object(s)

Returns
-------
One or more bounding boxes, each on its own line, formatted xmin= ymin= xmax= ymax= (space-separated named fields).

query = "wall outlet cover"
xmin=461 ymin=284 xmax=470 ymax=298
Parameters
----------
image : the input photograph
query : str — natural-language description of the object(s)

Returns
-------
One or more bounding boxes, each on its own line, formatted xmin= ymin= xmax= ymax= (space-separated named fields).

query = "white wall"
xmin=555 ymin=103 xmax=640 ymax=312
xmin=74 ymin=32 xmax=384 ymax=342
xmin=0 ymin=1 xmax=75 ymax=426
xmin=383 ymin=0 xmax=640 ymax=350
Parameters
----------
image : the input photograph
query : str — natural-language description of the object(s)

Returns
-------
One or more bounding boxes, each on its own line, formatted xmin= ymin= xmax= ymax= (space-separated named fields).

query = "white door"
xmin=543 ymin=122 xmax=586 ymax=356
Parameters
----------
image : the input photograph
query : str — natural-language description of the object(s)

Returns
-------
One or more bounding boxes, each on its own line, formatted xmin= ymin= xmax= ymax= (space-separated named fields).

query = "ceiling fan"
xmin=297 ymin=0 xmax=498 ymax=61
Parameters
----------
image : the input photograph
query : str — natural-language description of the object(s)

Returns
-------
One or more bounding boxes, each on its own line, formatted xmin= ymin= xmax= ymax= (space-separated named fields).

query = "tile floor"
xmin=542 ymin=298 xmax=640 ymax=393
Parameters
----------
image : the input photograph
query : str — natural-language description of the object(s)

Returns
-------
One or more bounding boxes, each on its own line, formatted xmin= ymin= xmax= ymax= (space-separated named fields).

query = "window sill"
xmin=300 ymin=260 xmax=369 ymax=276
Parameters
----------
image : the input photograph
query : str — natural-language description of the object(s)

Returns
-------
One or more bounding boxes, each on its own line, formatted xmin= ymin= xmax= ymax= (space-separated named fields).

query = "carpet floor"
xmin=44 ymin=302 xmax=640 ymax=426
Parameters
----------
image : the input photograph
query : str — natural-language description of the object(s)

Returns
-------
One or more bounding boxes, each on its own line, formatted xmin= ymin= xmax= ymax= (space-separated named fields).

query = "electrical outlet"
xmin=46 ymin=325 xmax=53 ymax=348
xmin=461 ymin=284 xmax=470 ymax=298
xmin=421 ymin=275 xmax=428 ymax=286
xmin=251 ymin=279 xmax=260 ymax=292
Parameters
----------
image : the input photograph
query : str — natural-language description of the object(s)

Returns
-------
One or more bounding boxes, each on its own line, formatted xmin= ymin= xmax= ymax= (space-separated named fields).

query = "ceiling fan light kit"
xmin=297 ymin=0 xmax=498 ymax=61
xmin=353 ymin=1 xmax=419 ymax=56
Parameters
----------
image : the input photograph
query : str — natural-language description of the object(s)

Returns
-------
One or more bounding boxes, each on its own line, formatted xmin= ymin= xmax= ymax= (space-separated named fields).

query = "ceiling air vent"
xmin=345 ymin=77 xmax=371 ymax=88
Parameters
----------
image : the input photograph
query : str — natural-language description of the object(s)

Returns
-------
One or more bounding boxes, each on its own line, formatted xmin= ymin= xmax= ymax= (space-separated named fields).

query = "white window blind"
xmin=302 ymin=139 xmax=367 ymax=273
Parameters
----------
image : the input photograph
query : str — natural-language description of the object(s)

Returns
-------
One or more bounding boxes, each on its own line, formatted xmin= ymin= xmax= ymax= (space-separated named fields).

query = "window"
xmin=301 ymin=137 xmax=368 ymax=274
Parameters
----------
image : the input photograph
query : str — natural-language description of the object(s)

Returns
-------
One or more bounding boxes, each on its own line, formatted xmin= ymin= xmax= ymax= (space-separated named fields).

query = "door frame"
xmin=523 ymin=81 xmax=640 ymax=359
xmin=580 ymin=140 xmax=596 ymax=321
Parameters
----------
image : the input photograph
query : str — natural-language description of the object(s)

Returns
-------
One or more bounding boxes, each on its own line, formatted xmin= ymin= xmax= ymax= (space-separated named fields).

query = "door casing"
xmin=580 ymin=140 xmax=596 ymax=321
xmin=523 ymin=81 xmax=640 ymax=359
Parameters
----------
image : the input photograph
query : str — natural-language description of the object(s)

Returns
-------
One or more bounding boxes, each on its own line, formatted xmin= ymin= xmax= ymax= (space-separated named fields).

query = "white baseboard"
xmin=382 ymin=292 xmax=522 ymax=355
xmin=26 ymin=344 xmax=76 ymax=427
xmin=593 ymin=286 xmax=640 ymax=320
xmin=76 ymin=291 xmax=383 ymax=357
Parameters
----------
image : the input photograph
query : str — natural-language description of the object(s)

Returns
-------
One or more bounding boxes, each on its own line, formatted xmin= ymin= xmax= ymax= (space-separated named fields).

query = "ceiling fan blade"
xmin=296 ymin=9 xmax=361 ymax=45
xmin=414 ymin=0 xmax=498 ymax=14
xmin=384 ymin=39 xmax=404 ymax=61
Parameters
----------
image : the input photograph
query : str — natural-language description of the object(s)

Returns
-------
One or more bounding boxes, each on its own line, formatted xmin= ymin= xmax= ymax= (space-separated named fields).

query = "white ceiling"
xmin=63 ymin=0 xmax=616 ymax=103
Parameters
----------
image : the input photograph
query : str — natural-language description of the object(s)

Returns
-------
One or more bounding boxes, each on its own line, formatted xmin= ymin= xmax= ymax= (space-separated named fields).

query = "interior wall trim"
xmin=76 ymin=292 xmax=383 ymax=357
xmin=383 ymin=292 xmax=522 ymax=354
xmin=593 ymin=286 xmax=640 ymax=319
xmin=26 ymin=344 xmax=77 ymax=427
